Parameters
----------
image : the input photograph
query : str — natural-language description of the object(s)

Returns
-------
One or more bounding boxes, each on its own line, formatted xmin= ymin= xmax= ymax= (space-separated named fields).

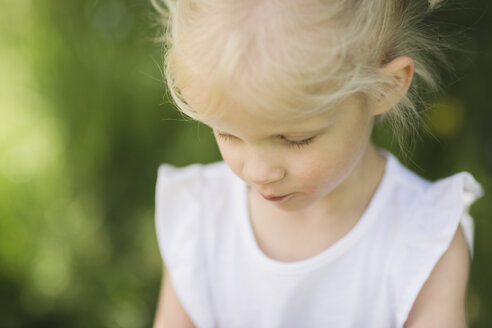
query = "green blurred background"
xmin=0 ymin=0 xmax=490 ymax=327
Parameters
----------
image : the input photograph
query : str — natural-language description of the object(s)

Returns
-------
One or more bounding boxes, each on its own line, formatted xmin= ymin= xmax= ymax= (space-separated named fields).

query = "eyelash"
xmin=214 ymin=132 xmax=315 ymax=149
xmin=283 ymin=136 xmax=315 ymax=149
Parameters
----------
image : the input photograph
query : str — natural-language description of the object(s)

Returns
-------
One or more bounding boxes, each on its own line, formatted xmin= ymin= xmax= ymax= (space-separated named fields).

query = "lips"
xmin=260 ymin=192 xmax=292 ymax=202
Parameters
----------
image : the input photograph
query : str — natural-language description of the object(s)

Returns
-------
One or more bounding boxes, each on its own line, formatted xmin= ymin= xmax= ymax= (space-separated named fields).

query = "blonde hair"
xmin=152 ymin=0 xmax=449 ymax=139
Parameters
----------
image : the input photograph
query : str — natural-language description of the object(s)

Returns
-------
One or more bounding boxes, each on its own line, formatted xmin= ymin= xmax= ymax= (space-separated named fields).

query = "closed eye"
xmin=281 ymin=136 xmax=316 ymax=149
xmin=214 ymin=130 xmax=316 ymax=149
xmin=214 ymin=131 xmax=238 ymax=142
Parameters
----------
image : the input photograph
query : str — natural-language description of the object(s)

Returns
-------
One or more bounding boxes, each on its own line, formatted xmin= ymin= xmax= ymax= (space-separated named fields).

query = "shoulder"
xmin=388 ymin=154 xmax=483 ymax=258
xmin=154 ymin=161 xmax=233 ymax=259
xmin=156 ymin=161 xmax=232 ymax=206
xmin=155 ymin=161 xmax=237 ymax=235
xmin=157 ymin=161 xmax=230 ymax=189
xmin=385 ymin=153 xmax=482 ymax=234
xmin=383 ymin=153 xmax=483 ymax=327
xmin=154 ymin=162 xmax=232 ymax=328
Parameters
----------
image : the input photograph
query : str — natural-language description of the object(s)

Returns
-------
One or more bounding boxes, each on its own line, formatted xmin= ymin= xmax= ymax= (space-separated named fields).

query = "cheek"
xmin=217 ymin=143 xmax=243 ymax=176
xmin=289 ymin=154 xmax=341 ymax=191
xmin=289 ymin=139 xmax=365 ymax=192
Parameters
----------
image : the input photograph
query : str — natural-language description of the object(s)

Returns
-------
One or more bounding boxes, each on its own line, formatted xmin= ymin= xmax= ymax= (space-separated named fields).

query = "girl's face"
xmin=205 ymin=95 xmax=377 ymax=213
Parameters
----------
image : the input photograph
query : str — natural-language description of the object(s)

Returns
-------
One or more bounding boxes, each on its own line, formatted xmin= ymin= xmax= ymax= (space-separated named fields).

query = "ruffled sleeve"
xmin=155 ymin=164 xmax=215 ymax=328
xmin=390 ymin=172 xmax=483 ymax=328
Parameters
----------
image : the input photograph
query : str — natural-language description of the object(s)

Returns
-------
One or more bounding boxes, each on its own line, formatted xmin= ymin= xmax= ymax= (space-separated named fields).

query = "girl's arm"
xmin=153 ymin=265 xmax=197 ymax=328
xmin=404 ymin=225 xmax=470 ymax=328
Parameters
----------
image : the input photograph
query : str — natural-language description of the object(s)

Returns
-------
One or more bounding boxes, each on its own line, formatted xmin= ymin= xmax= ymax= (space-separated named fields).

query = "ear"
xmin=373 ymin=56 xmax=415 ymax=115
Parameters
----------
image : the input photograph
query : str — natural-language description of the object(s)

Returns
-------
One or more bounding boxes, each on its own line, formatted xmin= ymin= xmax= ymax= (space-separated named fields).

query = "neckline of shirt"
xmin=229 ymin=149 xmax=397 ymax=275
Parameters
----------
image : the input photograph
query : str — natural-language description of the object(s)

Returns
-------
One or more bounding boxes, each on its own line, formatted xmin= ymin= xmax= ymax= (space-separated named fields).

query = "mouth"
xmin=260 ymin=192 xmax=293 ymax=202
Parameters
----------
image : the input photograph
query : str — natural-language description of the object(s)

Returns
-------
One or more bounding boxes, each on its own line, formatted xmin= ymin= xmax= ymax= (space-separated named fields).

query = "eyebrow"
xmin=275 ymin=126 xmax=329 ymax=136
xmin=214 ymin=126 xmax=329 ymax=138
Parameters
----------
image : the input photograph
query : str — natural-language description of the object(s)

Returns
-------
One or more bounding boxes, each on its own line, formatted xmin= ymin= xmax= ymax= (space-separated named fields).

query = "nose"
xmin=242 ymin=156 xmax=285 ymax=185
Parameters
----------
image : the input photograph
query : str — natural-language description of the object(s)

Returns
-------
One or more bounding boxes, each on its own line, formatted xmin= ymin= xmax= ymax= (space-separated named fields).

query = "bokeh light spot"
xmin=427 ymin=97 xmax=465 ymax=138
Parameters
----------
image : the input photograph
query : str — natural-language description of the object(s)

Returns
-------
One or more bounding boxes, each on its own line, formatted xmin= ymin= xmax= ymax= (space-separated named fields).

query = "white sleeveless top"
xmin=155 ymin=152 xmax=483 ymax=328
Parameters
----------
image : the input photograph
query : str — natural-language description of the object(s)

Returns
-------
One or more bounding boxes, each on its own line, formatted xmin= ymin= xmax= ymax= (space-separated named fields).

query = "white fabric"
xmin=155 ymin=152 xmax=483 ymax=328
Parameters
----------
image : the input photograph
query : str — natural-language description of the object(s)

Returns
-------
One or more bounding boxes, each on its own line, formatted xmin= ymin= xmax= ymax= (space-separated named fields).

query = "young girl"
xmin=151 ymin=0 xmax=483 ymax=327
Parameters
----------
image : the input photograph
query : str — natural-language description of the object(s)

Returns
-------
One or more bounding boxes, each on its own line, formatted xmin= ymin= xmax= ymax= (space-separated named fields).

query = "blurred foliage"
xmin=0 ymin=0 xmax=490 ymax=327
